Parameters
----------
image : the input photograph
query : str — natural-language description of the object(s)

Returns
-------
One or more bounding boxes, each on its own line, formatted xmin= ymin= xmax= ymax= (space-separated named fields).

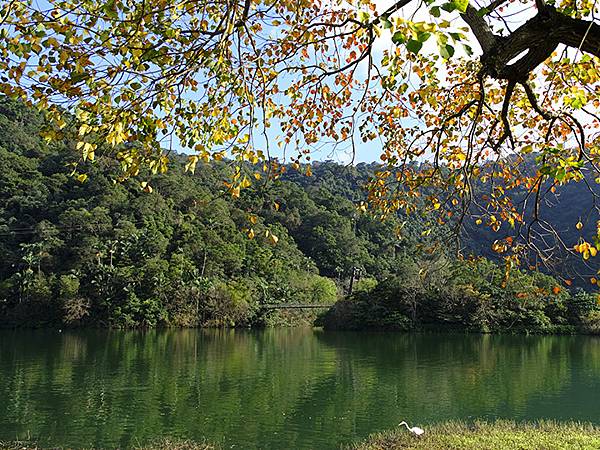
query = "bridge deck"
xmin=262 ymin=304 xmax=332 ymax=309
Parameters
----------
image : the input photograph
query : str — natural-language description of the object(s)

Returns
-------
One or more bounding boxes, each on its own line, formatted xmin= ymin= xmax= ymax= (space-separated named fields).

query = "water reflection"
xmin=0 ymin=329 xmax=598 ymax=449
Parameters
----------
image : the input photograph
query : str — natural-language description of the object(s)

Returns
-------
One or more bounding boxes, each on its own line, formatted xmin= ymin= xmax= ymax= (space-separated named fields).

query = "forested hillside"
xmin=0 ymin=99 xmax=428 ymax=327
xmin=0 ymin=98 xmax=598 ymax=332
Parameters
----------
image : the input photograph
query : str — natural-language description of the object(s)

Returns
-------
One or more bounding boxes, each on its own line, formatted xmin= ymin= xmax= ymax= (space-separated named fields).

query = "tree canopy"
xmin=0 ymin=0 xmax=599 ymax=266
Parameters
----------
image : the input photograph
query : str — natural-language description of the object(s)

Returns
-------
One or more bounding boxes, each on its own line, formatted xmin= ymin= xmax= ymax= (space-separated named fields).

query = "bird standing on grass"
xmin=399 ymin=421 xmax=424 ymax=436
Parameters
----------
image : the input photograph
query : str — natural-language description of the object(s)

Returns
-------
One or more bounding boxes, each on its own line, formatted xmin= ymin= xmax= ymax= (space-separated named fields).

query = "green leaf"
xmin=102 ymin=0 xmax=118 ymax=18
xmin=417 ymin=32 xmax=432 ymax=43
xmin=381 ymin=17 xmax=392 ymax=29
xmin=406 ymin=40 xmax=423 ymax=54
xmin=430 ymin=6 xmax=441 ymax=17
xmin=440 ymin=44 xmax=455 ymax=59
xmin=392 ymin=31 xmax=406 ymax=45
xmin=441 ymin=2 xmax=457 ymax=12
xmin=69 ymin=73 xmax=89 ymax=84
xmin=452 ymin=0 xmax=470 ymax=12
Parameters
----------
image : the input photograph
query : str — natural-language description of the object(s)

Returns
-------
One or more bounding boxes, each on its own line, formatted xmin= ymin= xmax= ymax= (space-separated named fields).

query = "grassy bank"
xmin=351 ymin=420 xmax=600 ymax=450
xmin=4 ymin=421 xmax=600 ymax=449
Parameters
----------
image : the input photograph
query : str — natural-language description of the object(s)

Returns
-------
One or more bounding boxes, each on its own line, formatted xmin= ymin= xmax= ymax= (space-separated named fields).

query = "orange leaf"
xmin=552 ymin=286 xmax=561 ymax=295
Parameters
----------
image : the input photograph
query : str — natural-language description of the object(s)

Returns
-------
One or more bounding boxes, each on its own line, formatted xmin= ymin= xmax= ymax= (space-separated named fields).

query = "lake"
xmin=0 ymin=329 xmax=599 ymax=449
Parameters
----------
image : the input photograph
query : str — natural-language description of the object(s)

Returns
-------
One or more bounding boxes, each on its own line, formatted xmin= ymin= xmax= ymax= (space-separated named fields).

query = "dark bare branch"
xmin=461 ymin=5 xmax=498 ymax=53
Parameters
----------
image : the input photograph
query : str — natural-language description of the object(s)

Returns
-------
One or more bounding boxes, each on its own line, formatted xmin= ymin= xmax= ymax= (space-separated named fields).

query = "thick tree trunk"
xmin=460 ymin=3 xmax=600 ymax=81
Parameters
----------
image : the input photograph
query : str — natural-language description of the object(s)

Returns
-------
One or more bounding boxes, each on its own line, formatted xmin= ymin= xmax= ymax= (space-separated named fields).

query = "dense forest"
xmin=0 ymin=98 xmax=598 ymax=333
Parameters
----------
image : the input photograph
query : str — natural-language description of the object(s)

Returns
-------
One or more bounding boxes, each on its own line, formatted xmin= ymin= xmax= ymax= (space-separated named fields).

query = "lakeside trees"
xmin=0 ymin=98 xmax=598 ymax=330
xmin=320 ymin=257 xmax=600 ymax=333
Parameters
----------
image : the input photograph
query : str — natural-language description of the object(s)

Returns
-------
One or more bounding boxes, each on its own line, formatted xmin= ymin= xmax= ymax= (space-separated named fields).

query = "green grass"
xmin=351 ymin=420 xmax=600 ymax=450
xmin=4 ymin=422 xmax=600 ymax=449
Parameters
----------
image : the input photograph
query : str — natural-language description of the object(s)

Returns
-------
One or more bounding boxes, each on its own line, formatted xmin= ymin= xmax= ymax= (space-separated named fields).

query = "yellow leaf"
xmin=185 ymin=156 xmax=198 ymax=174
xmin=84 ymin=143 xmax=95 ymax=161
xmin=78 ymin=124 xmax=90 ymax=136
xmin=240 ymin=176 xmax=252 ymax=189
xmin=576 ymin=221 xmax=583 ymax=230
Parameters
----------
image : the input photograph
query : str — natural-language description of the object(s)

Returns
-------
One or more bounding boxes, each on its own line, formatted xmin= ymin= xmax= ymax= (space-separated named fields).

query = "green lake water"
xmin=0 ymin=329 xmax=599 ymax=449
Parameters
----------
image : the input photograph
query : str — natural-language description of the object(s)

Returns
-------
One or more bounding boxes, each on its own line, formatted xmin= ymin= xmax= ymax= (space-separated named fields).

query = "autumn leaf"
xmin=552 ymin=286 xmax=562 ymax=295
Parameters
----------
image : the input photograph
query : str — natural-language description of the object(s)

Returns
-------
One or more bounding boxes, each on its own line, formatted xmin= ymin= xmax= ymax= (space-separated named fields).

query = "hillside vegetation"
xmin=0 ymin=98 xmax=598 ymax=331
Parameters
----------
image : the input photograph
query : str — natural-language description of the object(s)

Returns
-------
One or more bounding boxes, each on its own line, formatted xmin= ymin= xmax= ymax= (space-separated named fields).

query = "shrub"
xmin=201 ymin=277 xmax=260 ymax=327
xmin=583 ymin=310 xmax=600 ymax=335
xmin=567 ymin=291 xmax=598 ymax=324
xmin=353 ymin=277 xmax=377 ymax=294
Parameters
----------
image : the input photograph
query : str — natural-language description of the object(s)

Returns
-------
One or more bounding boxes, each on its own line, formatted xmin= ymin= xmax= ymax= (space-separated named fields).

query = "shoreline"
xmin=3 ymin=421 xmax=600 ymax=450
xmin=1 ymin=323 xmax=599 ymax=336
xmin=351 ymin=420 xmax=600 ymax=450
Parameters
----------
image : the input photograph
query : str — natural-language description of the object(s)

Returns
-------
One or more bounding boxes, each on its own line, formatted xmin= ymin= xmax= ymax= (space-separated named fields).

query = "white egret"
xmin=399 ymin=421 xmax=424 ymax=436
